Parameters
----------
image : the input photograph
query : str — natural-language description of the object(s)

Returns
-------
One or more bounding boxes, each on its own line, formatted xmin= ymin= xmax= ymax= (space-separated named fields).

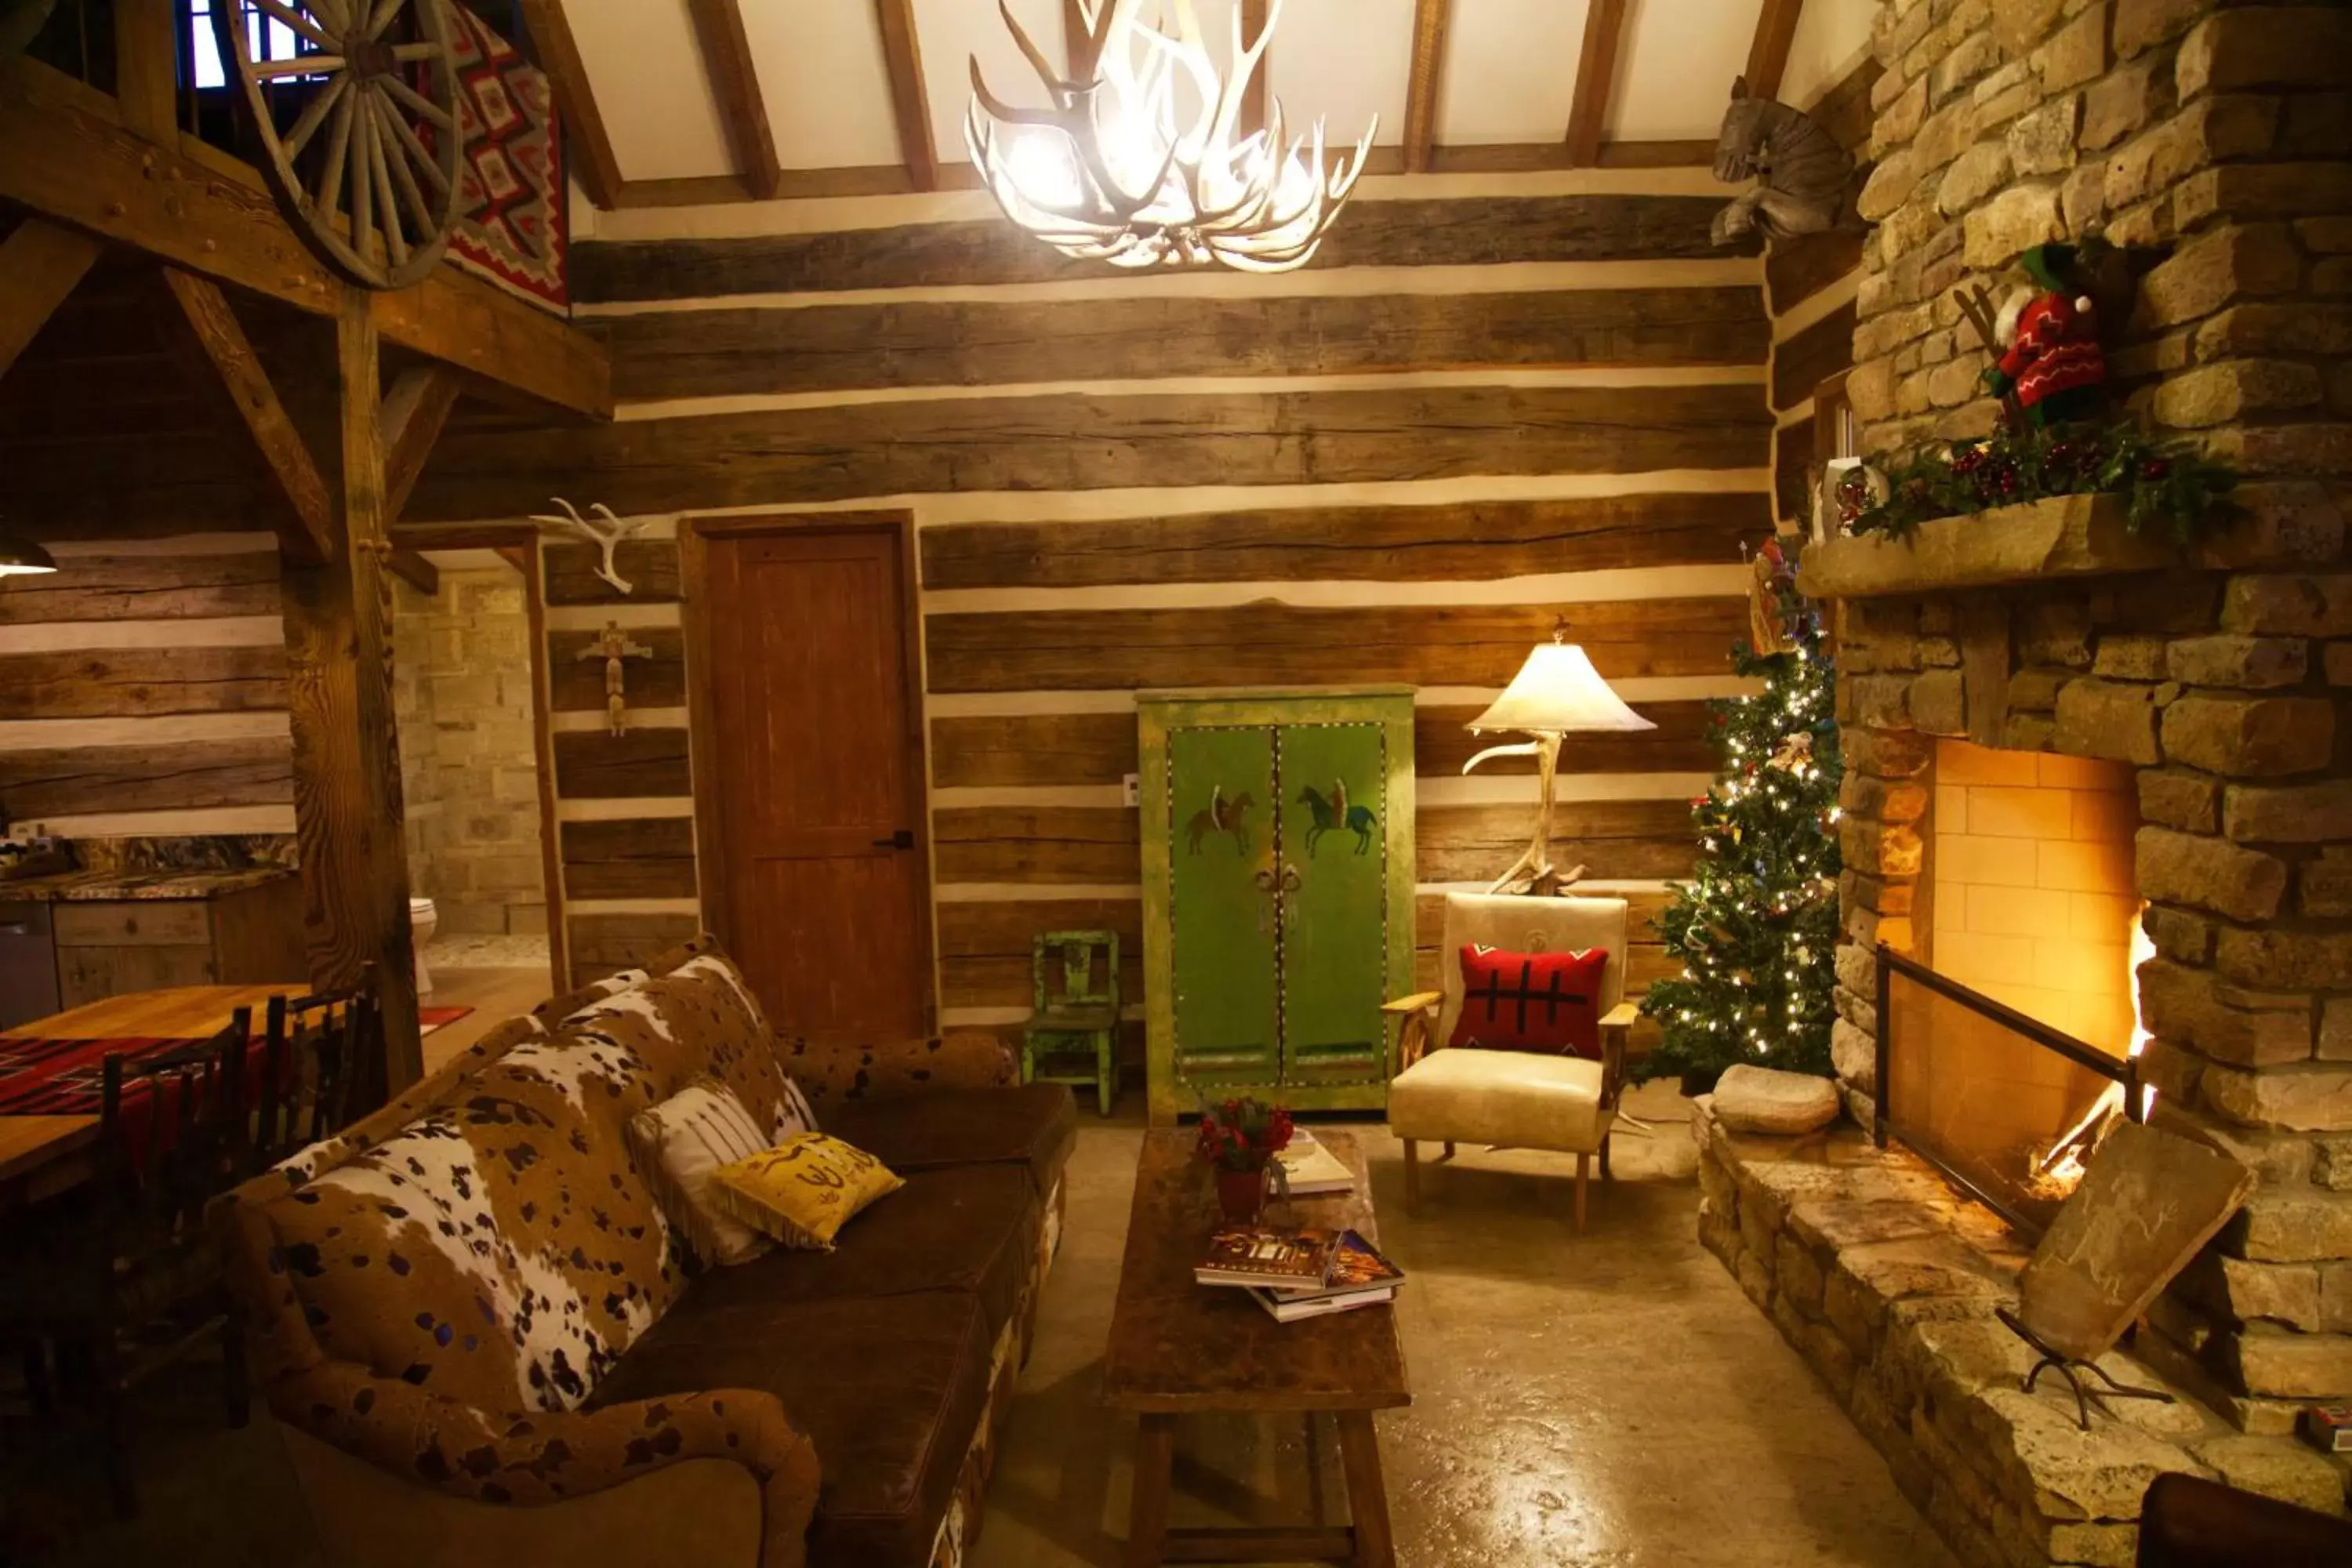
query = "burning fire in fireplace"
xmin=2028 ymin=906 xmax=2157 ymax=1197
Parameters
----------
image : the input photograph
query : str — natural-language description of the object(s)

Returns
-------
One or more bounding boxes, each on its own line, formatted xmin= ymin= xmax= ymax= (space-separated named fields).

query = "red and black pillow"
xmin=1448 ymin=944 xmax=1610 ymax=1058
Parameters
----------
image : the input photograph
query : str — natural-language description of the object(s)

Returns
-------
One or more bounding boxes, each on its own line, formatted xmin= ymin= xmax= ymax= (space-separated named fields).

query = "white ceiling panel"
xmin=564 ymin=0 xmax=732 ymax=183
xmin=916 ymin=0 xmax=1072 ymax=169
xmin=1782 ymin=0 xmax=1878 ymax=110
xmin=1265 ymin=0 xmax=1410 ymax=150
xmin=742 ymin=2 xmax=902 ymax=170
xmin=1613 ymin=0 xmax=1762 ymax=142
xmin=1435 ymin=0 xmax=1590 ymax=147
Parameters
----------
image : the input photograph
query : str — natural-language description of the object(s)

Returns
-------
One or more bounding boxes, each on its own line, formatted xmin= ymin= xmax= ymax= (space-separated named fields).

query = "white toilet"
xmin=409 ymin=896 xmax=438 ymax=998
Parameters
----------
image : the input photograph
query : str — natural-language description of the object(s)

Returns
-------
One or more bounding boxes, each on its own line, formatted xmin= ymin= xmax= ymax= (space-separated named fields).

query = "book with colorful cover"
xmin=1273 ymin=1129 xmax=1354 ymax=1196
xmin=1249 ymin=1284 xmax=1395 ymax=1323
xmin=1270 ymin=1229 xmax=1403 ymax=1305
xmin=1195 ymin=1225 xmax=1340 ymax=1290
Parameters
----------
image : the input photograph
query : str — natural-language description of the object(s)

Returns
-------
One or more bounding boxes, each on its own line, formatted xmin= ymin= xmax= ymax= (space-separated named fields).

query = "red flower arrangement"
xmin=1196 ymin=1097 xmax=1294 ymax=1173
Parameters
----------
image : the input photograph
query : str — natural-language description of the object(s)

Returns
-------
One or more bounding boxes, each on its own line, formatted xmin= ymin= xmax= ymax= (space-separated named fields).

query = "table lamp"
xmin=1464 ymin=627 xmax=1654 ymax=895
xmin=0 ymin=525 xmax=56 ymax=578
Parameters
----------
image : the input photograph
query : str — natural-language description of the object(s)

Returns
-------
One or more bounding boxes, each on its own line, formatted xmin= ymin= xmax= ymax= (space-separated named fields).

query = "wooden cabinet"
xmin=1138 ymin=688 xmax=1414 ymax=1126
xmin=49 ymin=880 xmax=308 ymax=1010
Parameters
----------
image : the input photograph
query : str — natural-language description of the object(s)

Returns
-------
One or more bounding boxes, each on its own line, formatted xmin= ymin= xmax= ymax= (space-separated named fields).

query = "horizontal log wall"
xmin=489 ymin=182 xmax=1783 ymax=1038
xmin=0 ymin=539 xmax=296 ymax=838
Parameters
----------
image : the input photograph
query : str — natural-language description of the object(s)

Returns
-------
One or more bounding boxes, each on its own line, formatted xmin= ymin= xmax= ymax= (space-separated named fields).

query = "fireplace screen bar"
xmin=1873 ymin=946 xmax=2143 ymax=1241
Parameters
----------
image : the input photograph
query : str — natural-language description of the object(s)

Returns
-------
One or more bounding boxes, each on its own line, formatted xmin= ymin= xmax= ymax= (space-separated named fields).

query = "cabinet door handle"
xmin=1279 ymin=862 xmax=1302 ymax=891
xmin=871 ymin=829 xmax=916 ymax=850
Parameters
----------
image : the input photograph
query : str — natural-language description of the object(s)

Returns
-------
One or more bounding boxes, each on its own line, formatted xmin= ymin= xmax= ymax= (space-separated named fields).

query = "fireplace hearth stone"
xmin=1692 ymin=1098 xmax=2350 ymax=1566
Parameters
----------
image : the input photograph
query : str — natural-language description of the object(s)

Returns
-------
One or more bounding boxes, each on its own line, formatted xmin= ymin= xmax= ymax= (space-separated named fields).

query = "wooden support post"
xmin=0 ymin=218 xmax=102 ymax=381
xmin=1240 ymin=0 xmax=1269 ymax=140
xmin=113 ymin=0 xmax=182 ymax=140
xmin=1401 ymin=0 xmax=1450 ymax=175
xmin=281 ymin=289 xmax=421 ymax=1091
xmin=1563 ymin=0 xmax=1628 ymax=169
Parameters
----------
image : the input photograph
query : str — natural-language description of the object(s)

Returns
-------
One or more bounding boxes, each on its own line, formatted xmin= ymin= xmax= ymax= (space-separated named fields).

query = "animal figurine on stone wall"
xmin=1709 ymin=76 xmax=1854 ymax=246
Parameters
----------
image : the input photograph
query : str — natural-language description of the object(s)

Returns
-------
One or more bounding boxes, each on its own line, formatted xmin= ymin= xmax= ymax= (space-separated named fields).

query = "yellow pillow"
xmin=707 ymin=1134 xmax=904 ymax=1250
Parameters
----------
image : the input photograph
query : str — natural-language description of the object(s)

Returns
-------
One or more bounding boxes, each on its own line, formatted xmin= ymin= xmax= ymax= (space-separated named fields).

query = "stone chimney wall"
xmin=1833 ymin=0 xmax=2352 ymax=1434
xmin=1849 ymin=0 xmax=2352 ymax=474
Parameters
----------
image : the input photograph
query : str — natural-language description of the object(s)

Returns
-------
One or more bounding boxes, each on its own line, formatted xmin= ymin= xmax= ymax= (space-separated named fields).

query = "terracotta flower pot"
xmin=1214 ymin=1163 xmax=1269 ymax=1225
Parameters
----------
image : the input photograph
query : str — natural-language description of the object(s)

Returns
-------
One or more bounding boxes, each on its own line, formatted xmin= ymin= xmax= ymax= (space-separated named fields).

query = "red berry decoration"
xmin=2140 ymin=457 xmax=2172 ymax=481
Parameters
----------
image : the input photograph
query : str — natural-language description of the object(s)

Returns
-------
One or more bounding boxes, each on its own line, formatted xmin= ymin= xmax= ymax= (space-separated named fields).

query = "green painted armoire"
xmin=1137 ymin=688 xmax=1416 ymax=1126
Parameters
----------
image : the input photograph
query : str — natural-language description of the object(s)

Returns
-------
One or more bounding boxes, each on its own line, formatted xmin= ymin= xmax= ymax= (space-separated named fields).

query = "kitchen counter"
xmin=0 ymin=868 xmax=299 ymax=902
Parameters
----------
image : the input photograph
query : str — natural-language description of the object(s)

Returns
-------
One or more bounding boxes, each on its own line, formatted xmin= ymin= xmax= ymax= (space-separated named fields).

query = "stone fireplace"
xmin=1689 ymin=0 xmax=2352 ymax=1559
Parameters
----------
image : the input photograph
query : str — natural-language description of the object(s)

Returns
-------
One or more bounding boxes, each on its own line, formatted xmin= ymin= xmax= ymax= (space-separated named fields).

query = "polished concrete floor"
xmin=9 ymin=1083 xmax=1955 ymax=1566
xmin=972 ymin=1082 xmax=1958 ymax=1568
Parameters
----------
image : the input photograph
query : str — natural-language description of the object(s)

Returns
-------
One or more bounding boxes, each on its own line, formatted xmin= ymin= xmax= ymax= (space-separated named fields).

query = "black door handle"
xmin=872 ymin=829 xmax=915 ymax=850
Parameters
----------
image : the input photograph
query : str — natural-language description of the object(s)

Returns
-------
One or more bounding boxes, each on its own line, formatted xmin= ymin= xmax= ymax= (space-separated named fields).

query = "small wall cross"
xmin=577 ymin=620 xmax=653 ymax=736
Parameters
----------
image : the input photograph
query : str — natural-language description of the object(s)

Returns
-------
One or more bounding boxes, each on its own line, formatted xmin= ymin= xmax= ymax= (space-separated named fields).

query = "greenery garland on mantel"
xmin=1849 ymin=415 xmax=2237 ymax=545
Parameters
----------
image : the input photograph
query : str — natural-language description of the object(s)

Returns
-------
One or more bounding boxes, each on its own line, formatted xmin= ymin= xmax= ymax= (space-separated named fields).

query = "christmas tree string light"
xmin=1638 ymin=539 xmax=1842 ymax=1088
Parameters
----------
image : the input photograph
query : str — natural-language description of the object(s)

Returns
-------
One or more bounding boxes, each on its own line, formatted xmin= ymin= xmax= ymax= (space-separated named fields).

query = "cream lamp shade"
xmin=1471 ymin=642 xmax=1655 ymax=735
xmin=1464 ymin=638 xmax=1653 ymax=895
xmin=0 ymin=528 xmax=56 ymax=578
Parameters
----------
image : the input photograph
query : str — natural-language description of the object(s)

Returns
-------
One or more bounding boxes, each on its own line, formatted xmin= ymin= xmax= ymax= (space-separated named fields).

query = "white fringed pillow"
xmin=626 ymin=1078 xmax=777 ymax=1269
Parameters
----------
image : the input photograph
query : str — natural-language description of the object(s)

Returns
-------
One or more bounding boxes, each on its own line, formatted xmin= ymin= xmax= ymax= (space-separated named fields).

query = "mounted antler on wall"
xmin=528 ymin=498 xmax=649 ymax=594
xmin=1708 ymin=75 xmax=1854 ymax=246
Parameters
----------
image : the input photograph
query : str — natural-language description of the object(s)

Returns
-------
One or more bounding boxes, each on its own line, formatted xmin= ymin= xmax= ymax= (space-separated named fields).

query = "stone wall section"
xmin=1827 ymin=0 xmax=2352 ymax=1436
xmin=1694 ymin=1102 xmax=2349 ymax=1567
xmin=391 ymin=569 xmax=548 ymax=938
xmin=1850 ymin=0 xmax=2352 ymax=481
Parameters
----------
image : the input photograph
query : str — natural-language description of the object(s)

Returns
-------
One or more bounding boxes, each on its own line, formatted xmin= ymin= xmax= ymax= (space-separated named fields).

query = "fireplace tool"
xmin=1994 ymin=1305 xmax=2176 ymax=1432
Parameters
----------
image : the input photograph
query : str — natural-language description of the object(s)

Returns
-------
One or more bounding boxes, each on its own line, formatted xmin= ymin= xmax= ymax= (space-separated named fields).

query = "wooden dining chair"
xmin=0 ymin=1011 xmax=255 ymax=1515
xmin=252 ymin=973 xmax=388 ymax=1171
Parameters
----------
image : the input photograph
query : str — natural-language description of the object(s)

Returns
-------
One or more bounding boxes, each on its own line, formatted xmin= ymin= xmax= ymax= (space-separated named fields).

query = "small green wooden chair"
xmin=1021 ymin=930 xmax=1120 ymax=1116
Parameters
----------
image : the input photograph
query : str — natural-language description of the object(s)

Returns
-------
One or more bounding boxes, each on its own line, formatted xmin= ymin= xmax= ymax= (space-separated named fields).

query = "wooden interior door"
xmin=699 ymin=523 xmax=930 ymax=1041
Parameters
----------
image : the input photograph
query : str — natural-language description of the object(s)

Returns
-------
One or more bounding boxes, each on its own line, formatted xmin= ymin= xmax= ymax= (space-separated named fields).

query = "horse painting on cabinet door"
xmin=1296 ymin=781 xmax=1376 ymax=856
xmin=1185 ymin=785 xmax=1255 ymax=855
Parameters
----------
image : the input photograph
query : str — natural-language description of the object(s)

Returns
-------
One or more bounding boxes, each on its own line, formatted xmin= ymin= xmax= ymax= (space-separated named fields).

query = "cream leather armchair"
xmin=1385 ymin=893 xmax=1639 ymax=1230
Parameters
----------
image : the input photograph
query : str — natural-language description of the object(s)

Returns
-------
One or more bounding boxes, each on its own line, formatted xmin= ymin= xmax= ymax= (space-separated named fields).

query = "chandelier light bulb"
xmin=966 ymin=0 xmax=1376 ymax=272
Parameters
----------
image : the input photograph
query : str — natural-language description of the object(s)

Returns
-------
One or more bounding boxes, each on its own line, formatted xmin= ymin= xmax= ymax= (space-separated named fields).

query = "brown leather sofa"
xmin=210 ymin=939 xmax=1076 ymax=1568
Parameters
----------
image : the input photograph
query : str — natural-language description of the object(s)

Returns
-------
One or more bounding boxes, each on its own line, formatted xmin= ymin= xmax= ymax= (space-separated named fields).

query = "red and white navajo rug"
xmin=445 ymin=4 xmax=568 ymax=313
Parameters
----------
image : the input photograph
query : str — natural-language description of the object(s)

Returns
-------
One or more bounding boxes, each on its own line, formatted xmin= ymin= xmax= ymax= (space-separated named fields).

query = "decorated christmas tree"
xmin=1639 ymin=540 xmax=1842 ymax=1090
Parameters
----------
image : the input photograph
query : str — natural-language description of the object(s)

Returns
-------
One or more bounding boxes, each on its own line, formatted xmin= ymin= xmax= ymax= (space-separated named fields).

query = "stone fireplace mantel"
xmin=1798 ymin=487 xmax=2346 ymax=605
xmin=1798 ymin=495 xmax=2180 ymax=601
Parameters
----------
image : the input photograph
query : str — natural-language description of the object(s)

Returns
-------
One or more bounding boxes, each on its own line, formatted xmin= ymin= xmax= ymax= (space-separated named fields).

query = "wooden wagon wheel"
xmin=211 ymin=0 xmax=465 ymax=291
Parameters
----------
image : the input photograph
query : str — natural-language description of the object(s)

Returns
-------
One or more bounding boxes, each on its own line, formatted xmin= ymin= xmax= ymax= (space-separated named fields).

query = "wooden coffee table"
xmin=1104 ymin=1129 xmax=1410 ymax=1566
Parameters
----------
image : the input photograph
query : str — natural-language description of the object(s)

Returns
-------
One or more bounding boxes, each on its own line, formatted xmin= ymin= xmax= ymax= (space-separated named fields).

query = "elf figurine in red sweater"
xmin=1984 ymin=243 xmax=2107 ymax=426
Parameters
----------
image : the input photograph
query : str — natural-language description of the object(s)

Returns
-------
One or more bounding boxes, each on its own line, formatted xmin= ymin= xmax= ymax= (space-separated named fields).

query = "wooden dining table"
xmin=0 ymin=984 xmax=296 ymax=1209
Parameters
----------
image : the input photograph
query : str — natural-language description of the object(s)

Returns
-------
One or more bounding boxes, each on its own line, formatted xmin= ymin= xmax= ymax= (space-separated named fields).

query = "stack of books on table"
xmin=1195 ymin=1225 xmax=1406 ymax=1323
xmin=1273 ymin=1129 xmax=1355 ymax=1196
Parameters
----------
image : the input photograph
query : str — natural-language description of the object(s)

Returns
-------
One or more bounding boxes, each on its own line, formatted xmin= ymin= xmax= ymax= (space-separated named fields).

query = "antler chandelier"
xmin=966 ymin=0 xmax=1376 ymax=273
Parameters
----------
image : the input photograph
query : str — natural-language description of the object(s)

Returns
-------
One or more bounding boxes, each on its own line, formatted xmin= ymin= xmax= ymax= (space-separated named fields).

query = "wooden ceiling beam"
xmin=1563 ymin=0 xmax=1628 ymax=169
xmin=874 ymin=0 xmax=938 ymax=193
xmin=1241 ymin=0 xmax=1269 ymax=139
xmin=156 ymin=266 xmax=336 ymax=565
xmin=685 ymin=0 xmax=781 ymax=201
xmin=516 ymin=0 xmax=624 ymax=210
xmin=381 ymin=365 xmax=463 ymax=524
xmin=1401 ymin=0 xmax=1451 ymax=175
xmin=1745 ymin=0 xmax=1806 ymax=102
xmin=388 ymin=549 xmax=440 ymax=594
xmin=0 ymin=57 xmax=610 ymax=420
xmin=0 ymin=220 xmax=103 ymax=382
